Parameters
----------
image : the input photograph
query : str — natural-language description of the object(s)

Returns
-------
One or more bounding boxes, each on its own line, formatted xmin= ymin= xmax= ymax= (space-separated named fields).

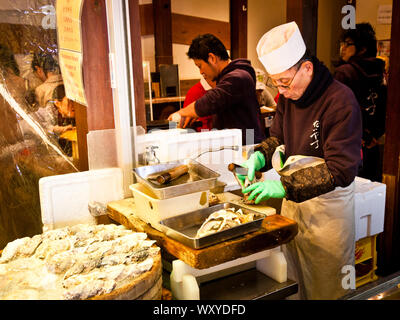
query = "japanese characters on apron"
xmin=272 ymin=146 xmax=355 ymax=300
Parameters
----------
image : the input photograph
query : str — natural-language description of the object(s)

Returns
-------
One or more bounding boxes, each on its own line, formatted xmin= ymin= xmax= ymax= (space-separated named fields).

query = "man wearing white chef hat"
xmin=239 ymin=22 xmax=363 ymax=299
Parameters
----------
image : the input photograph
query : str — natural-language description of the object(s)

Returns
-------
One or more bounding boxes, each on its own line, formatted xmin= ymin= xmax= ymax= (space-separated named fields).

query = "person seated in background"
xmin=255 ymin=68 xmax=276 ymax=109
xmin=31 ymin=52 xmax=63 ymax=108
xmin=256 ymin=81 xmax=276 ymax=109
xmin=34 ymin=84 xmax=74 ymax=139
xmin=52 ymin=84 xmax=75 ymax=157
xmin=53 ymin=84 xmax=75 ymax=127
xmin=182 ymin=76 xmax=216 ymax=132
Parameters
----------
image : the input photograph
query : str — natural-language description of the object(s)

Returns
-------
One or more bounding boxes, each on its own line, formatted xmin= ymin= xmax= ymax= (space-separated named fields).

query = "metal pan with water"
xmin=133 ymin=159 xmax=220 ymax=199
xmin=158 ymin=202 xmax=266 ymax=249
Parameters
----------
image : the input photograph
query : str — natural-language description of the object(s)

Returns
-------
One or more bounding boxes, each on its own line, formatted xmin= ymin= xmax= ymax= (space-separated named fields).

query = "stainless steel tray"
xmin=133 ymin=159 xmax=220 ymax=199
xmin=159 ymin=202 xmax=266 ymax=249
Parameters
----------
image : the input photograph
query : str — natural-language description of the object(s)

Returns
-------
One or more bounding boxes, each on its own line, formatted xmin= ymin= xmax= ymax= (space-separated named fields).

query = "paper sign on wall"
xmin=377 ymin=4 xmax=392 ymax=25
xmin=59 ymin=49 xmax=86 ymax=106
xmin=56 ymin=0 xmax=87 ymax=106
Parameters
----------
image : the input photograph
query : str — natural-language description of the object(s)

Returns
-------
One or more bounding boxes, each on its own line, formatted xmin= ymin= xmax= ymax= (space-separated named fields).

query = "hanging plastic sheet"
xmin=0 ymin=0 xmax=78 ymax=248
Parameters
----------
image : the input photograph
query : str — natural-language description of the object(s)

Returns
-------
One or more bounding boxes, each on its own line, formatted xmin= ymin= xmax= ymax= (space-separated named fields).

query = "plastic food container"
xmin=130 ymin=183 xmax=209 ymax=231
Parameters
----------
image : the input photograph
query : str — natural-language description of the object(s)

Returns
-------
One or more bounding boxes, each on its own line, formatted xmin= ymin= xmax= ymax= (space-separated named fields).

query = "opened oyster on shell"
xmin=196 ymin=207 xmax=256 ymax=238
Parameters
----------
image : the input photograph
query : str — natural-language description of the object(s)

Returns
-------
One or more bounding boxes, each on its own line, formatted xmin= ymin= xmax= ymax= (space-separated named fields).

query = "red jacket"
xmin=183 ymin=82 xmax=213 ymax=132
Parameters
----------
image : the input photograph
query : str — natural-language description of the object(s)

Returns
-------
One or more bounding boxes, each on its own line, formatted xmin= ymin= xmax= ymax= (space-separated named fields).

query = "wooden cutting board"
xmin=107 ymin=197 xmax=298 ymax=270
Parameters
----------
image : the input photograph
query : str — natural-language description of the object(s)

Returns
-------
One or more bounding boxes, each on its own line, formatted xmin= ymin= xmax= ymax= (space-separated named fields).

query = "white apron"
xmin=272 ymin=146 xmax=355 ymax=300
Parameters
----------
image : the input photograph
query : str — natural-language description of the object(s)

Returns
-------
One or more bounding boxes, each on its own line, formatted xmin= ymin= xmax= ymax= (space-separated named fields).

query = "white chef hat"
xmin=256 ymin=21 xmax=306 ymax=75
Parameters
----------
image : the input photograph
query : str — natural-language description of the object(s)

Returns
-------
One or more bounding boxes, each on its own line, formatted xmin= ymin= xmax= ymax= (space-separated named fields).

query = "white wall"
xmin=171 ymin=0 xmax=229 ymax=21
xmin=356 ymin=0 xmax=392 ymax=40
xmin=172 ymin=0 xmax=229 ymax=80
xmin=247 ymin=0 xmax=286 ymax=97
xmin=247 ymin=0 xmax=286 ymax=74
xmin=317 ymin=0 xmax=347 ymax=71
xmin=142 ymin=0 xmax=286 ymax=82
xmin=140 ymin=0 xmax=230 ymax=80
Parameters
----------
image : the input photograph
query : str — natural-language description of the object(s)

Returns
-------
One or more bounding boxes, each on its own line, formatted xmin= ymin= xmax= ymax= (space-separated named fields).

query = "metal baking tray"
xmin=133 ymin=159 xmax=220 ymax=199
xmin=159 ymin=202 xmax=266 ymax=249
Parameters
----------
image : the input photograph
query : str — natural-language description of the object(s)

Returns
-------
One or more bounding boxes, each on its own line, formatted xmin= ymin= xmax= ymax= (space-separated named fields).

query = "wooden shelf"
xmin=145 ymin=96 xmax=185 ymax=104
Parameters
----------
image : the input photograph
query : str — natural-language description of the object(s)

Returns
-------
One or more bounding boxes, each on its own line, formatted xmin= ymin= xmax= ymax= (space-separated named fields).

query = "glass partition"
xmin=0 ymin=0 xmax=77 ymax=248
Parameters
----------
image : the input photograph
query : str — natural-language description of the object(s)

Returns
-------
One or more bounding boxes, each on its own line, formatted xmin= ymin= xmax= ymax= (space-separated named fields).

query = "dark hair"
xmin=52 ymin=84 xmax=66 ymax=101
xmin=31 ymin=52 xmax=60 ymax=75
xmin=0 ymin=44 xmax=20 ymax=76
xmin=187 ymin=34 xmax=230 ymax=62
xmin=341 ymin=22 xmax=377 ymax=57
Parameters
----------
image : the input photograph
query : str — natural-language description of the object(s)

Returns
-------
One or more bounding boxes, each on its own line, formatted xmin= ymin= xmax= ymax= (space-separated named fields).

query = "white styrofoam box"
xmin=39 ymin=168 xmax=124 ymax=230
xmin=130 ymin=183 xmax=209 ymax=231
xmin=136 ymin=128 xmax=242 ymax=164
xmin=136 ymin=129 xmax=243 ymax=191
xmin=170 ymin=247 xmax=287 ymax=299
xmin=354 ymin=176 xmax=386 ymax=241
xmin=135 ymin=128 xmax=191 ymax=162
xmin=256 ymin=248 xmax=287 ymax=283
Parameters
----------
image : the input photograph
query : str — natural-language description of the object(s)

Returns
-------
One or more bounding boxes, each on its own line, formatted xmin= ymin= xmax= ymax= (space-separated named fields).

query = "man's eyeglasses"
xmin=266 ymin=62 xmax=303 ymax=89
xmin=340 ymin=41 xmax=355 ymax=48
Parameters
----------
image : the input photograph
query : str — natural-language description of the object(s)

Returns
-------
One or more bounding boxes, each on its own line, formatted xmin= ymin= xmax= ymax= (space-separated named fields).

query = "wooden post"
xmin=73 ymin=102 xmax=88 ymax=171
xmin=153 ymin=0 xmax=173 ymax=71
xmin=286 ymin=0 xmax=318 ymax=56
xmin=74 ymin=0 xmax=115 ymax=171
xmin=128 ymin=0 xmax=147 ymax=131
xmin=230 ymin=0 xmax=248 ymax=59
xmin=377 ymin=0 xmax=400 ymax=276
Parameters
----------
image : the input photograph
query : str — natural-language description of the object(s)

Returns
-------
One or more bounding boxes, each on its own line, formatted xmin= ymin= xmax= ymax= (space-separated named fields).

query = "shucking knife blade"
xmin=228 ymin=163 xmax=262 ymax=179
xmin=229 ymin=164 xmax=249 ymax=176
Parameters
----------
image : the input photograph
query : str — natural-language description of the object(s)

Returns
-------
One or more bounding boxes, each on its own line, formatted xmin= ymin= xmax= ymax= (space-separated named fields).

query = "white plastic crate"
xmin=130 ymin=183 xmax=209 ymax=231
xmin=354 ymin=177 xmax=386 ymax=241
xmin=39 ymin=168 xmax=124 ymax=230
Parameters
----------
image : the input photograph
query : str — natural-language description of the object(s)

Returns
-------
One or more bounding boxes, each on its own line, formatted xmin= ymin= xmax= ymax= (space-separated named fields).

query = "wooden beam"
xmin=230 ymin=0 xmax=248 ymax=59
xmin=81 ymin=0 xmax=114 ymax=132
xmin=139 ymin=3 xmax=153 ymax=36
xmin=153 ymin=0 xmax=173 ymax=70
xmin=286 ymin=0 xmax=318 ymax=56
xmin=128 ymin=0 xmax=146 ymax=131
xmin=171 ymin=13 xmax=230 ymax=49
xmin=377 ymin=0 xmax=400 ymax=275
xmin=78 ymin=0 xmax=115 ymax=171
xmin=139 ymin=4 xmax=230 ymax=49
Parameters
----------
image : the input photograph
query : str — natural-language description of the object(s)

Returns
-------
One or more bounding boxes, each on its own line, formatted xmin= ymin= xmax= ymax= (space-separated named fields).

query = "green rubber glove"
xmin=238 ymin=151 xmax=266 ymax=185
xmin=242 ymin=180 xmax=286 ymax=204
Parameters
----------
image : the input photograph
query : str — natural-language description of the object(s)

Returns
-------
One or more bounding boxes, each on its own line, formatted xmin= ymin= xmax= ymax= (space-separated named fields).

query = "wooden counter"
xmin=107 ymin=195 xmax=298 ymax=270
